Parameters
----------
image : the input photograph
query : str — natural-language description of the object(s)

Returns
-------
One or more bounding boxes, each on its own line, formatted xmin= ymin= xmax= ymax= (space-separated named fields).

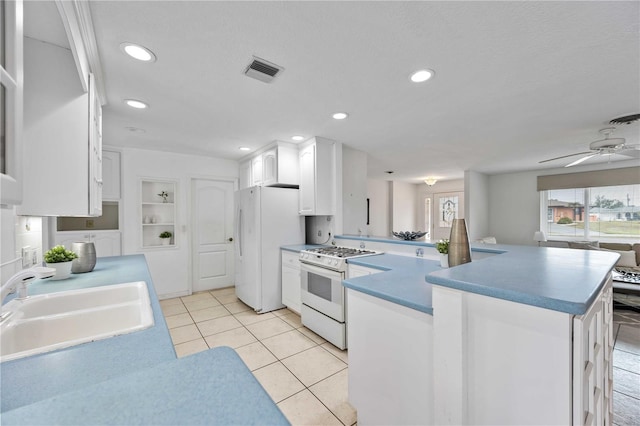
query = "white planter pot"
xmin=161 ymin=239 xmax=171 ymax=246
xmin=439 ymin=253 xmax=449 ymax=268
xmin=45 ymin=261 xmax=73 ymax=280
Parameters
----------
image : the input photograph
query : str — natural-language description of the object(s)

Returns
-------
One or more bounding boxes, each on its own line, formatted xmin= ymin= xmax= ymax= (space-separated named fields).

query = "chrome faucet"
xmin=1 ymin=266 xmax=56 ymax=309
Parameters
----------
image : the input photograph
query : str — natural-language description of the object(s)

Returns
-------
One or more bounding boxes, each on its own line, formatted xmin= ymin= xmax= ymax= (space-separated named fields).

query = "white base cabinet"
xmin=347 ymin=277 xmax=614 ymax=425
xmin=281 ymin=250 xmax=301 ymax=313
xmin=54 ymin=231 xmax=121 ymax=258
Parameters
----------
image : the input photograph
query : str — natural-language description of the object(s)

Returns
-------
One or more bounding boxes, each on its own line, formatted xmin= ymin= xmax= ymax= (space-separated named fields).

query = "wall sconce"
xmin=424 ymin=177 xmax=438 ymax=186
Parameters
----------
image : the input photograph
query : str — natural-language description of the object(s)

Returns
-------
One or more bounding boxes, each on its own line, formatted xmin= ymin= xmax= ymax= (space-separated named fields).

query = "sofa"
xmin=542 ymin=240 xmax=640 ymax=271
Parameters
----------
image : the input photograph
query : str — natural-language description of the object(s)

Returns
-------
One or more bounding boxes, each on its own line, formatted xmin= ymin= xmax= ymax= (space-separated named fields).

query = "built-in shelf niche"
xmin=141 ymin=179 xmax=177 ymax=248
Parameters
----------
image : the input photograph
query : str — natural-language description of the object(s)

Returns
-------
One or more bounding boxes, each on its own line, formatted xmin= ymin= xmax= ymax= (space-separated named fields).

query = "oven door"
xmin=300 ymin=262 xmax=345 ymax=322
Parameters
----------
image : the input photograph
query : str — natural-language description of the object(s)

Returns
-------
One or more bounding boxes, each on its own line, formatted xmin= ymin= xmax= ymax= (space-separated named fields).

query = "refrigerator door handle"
xmin=237 ymin=208 xmax=243 ymax=258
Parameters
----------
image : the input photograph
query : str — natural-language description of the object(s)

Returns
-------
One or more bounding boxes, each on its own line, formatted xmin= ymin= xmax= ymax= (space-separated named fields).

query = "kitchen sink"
xmin=0 ymin=282 xmax=154 ymax=362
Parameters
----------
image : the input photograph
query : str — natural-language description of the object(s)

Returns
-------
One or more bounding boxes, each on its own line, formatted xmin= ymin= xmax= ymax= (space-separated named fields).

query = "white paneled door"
xmin=191 ymin=179 xmax=235 ymax=291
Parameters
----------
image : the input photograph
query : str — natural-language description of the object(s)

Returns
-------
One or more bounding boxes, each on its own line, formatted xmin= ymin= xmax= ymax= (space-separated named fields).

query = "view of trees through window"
xmin=545 ymin=184 xmax=640 ymax=241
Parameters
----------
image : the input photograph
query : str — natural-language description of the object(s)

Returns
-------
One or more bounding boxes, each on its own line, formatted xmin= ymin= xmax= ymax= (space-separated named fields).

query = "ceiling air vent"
xmin=609 ymin=113 xmax=640 ymax=125
xmin=244 ymin=56 xmax=284 ymax=83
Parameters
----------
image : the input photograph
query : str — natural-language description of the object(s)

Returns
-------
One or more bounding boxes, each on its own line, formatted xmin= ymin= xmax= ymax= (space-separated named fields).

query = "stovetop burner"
xmin=305 ymin=246 xmax=378 ymax=258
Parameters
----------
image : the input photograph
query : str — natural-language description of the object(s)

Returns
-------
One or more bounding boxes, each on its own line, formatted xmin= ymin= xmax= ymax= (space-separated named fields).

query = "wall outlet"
xmin=317 ymin=230 xmax=322 ymax=237
xmin=86 ymin=219 xmax=95 ymax=228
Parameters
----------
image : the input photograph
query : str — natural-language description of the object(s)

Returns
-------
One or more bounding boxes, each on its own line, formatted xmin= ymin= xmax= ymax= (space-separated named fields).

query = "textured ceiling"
xmin=37 ymin=1 xmax=640 ymax=182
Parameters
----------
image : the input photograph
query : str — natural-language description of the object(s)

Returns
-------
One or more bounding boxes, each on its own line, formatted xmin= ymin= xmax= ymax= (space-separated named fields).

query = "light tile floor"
xmin=162 ymin=288 xmax=640 ymax=426
xmin=160 ymin=288 xmax=356 ymax=426
xmin=612 ymin=308 xmax=640 ymax=426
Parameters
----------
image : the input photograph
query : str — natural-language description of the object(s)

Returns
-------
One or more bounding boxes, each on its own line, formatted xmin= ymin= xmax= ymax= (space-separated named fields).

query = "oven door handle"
xmin=299 ymin=261 xmax=344 ymax=280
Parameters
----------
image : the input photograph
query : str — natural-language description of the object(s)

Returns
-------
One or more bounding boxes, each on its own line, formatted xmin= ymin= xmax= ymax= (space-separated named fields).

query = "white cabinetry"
xmin=54 ymin=231 xmax=121 ymax=257
xmin=141 ymin=179 xmax=177 ymax=248
xmin=18 ymin=37 xmax=102 ymax=216
xmin=102 ymin=150 xmax=121 ymax=200
xmin=238 ymin=141 xmax=300 ymax=189
xmin=281 ymin=250 xmax=302 ymax=313
xmin=347 ymin=264 xmax=381 ymax=278
xmin=251 ymin=156 xmax=263 ymax=186
xmin=298 ymin=138 xmax=334 ymax=215
xmin=239 ymin=159 xmax=252 ymax=190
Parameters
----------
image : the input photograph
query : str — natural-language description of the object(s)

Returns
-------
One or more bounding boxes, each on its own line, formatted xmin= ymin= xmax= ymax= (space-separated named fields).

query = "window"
xmin=542 ymin=184 xmax=640 ymax=242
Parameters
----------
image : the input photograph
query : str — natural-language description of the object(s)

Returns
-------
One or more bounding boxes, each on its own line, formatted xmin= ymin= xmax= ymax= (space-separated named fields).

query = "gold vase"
xmin=448 ymin=219 xmax=471 ymax=267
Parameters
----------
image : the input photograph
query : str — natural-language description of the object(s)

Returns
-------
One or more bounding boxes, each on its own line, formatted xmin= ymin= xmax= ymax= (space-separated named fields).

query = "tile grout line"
xmin=163 ymin=297 xmax=354 ymax=425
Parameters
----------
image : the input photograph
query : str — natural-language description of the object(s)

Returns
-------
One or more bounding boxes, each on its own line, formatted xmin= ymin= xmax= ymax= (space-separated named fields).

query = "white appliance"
xmin=299 ymin=246 xmax=381 ymax=349
xmin=234 ymin=186 xmax=305 ymax=313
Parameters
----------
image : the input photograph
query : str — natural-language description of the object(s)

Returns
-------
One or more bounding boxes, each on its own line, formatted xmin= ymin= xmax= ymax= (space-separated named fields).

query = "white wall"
xmin=486 ymin=159 xmax=638 ymax=246
xmin=392 ymin=181 xmax=419 ymax=232
xmin=367 ymin=179 xmax=390 ymax=237
xmin=121 ymin=147 xmax=238 ymax=298
xmin=342 ymin=146 xmax=368 ymax=235
xmin=465 ymin=171 xmax=490 ymax=241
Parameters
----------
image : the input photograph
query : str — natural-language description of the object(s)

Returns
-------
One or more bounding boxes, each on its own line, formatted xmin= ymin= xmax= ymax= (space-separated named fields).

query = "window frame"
xmin=540 ymin=185 xmax=640 ymax=244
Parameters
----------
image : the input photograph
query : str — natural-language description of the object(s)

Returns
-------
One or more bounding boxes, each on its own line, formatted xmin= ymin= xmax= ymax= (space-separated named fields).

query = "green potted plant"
xmin=159 ymin=231 xmax=172 ymax=246
xmin=44 ymin=245 xmax=78 ymax=280
xmin=435 ymin=239 xmax=449 ymax=268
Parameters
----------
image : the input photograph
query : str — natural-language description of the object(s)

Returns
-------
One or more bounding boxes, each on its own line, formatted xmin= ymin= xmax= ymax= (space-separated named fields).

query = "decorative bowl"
xmin=392 ymin=231 xmax=427 ymax=241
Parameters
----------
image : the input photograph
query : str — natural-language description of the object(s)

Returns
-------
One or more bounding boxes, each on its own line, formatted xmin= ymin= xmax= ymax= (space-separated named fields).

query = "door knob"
xmin=228 ymin=237 xmax=233 ymax=242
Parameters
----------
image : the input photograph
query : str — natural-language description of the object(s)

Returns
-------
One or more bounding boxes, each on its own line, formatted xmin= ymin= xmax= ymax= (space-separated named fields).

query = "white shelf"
xmin=140 ymin=179 xmax=177 ymax=249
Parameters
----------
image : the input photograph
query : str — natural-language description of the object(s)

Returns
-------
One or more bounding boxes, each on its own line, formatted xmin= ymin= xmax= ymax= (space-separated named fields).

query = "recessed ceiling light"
xmin=239 ymin=147 xmax=251 ymax=151
xmin=125 ymin=99 xmax=148 ymax=109
xmin=120 ymin=42 xmax=157 ymax=62
xmin=410 ymin=69 xmax=435 ymax=83
xmin=332 ymin=112 xmax=348 ymax=120
xmin=291 ymin=136 xmax=305 ymax=141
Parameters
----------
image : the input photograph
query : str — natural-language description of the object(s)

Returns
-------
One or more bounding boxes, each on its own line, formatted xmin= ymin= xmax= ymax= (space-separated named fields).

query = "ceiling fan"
xmin=539 ymin=127 xmax=640 ymax=167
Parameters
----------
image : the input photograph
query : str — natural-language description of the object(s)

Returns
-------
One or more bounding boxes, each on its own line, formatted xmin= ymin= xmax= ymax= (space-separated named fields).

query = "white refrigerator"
xmin=234 ymin=186 xmax=305 ymax=313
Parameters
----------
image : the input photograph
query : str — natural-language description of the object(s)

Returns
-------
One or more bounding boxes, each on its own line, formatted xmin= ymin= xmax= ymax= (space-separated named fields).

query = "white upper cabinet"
xmin=298 ymin=137 xmax=335 ymax=216
xmin=17 ymin=37 xmax=102 ymax=216
xmin=238 ymin=141 xmax=299 ymax=189
xmin=239 ymin=159 xmax=252 ymax=190
xmin=102 ymin=150 xmax=121 ymax=200
xmin=251 ymin=155 xmax=263 ymax=187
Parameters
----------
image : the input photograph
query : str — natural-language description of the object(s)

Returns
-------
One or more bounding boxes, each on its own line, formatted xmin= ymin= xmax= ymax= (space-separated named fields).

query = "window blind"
xmin=537 ymin=167 xmax=640 ymax=191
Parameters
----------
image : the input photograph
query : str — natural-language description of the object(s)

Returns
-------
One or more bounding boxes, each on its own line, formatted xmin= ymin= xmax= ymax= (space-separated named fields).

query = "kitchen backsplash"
xmin=305 ymin=215 xmax=334 ymax=245
xmin=15 ymin=216 xmax=43 ymax=268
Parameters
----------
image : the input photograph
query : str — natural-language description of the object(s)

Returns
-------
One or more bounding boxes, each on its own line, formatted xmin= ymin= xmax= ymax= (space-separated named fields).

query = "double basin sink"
xmin=1 ymin=281 xmax=154 ymax=362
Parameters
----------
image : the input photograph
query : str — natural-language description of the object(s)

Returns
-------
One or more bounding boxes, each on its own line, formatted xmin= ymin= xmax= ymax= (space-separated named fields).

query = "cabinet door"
xmin=88 ymin=73 xmax=102 ymax=216
xmin=262 ymin=149 xmax=277 ymax=186
xmin=282 ymin=265 xmax=301 ymax=314
xmin=299 ymin=144 xmax=316 ymax=214
xmin=91 ymin=232 xmax=122 ymax=257
xmin=251 ymin=156 xmax=263 ymax=186
xmin=102 ymin=150 xmax=121 ymax=200
xmin=348 ymin=264 xmax=381 ymax=278
xmin=239 ymin=160 xmax=252 ymax=189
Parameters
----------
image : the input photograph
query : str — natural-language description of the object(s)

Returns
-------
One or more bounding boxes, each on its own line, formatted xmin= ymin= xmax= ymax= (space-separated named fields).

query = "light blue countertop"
xmin=1 ymin=347 xmax=289 ymax=425
xmin=344 ymin=254 xmax=441 ymax=314
xmin=1 ymin=255 xmax=287 ymax=425
xmin=341 ymin=243 xmax=618 ymax=316
xmin=426 ymin=245 xmax=619 ymax=315
xmin=1 ymin=255 xmax=176 ymax=412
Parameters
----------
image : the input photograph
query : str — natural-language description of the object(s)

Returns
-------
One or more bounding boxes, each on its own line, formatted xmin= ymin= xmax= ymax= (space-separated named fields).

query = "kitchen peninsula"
xmin=0 ymin=255 xmax=287 ymax=425
xmin=339 ymin=236 xmax=618 ymax=425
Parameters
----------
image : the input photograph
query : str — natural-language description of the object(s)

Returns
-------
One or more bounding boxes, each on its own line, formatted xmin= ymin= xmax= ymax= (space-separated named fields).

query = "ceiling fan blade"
xmin=565 ymin=154 xmax=597 ymax=167
xmin=616 ymin=144 xmax=640 ymax=158
xmin=538 ymin=151 xmax=593 ymax=164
